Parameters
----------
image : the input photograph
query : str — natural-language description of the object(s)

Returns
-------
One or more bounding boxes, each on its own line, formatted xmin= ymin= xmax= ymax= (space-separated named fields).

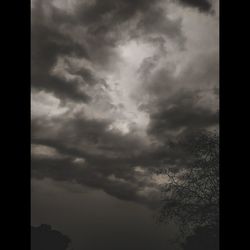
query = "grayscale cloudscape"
xmin=31 ymin=0 xmax=219 ymax=249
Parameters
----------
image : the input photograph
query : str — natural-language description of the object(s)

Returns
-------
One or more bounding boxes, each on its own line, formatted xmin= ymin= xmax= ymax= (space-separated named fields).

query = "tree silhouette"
xmin=31 ymin=224 xmax=72 ymax=250
xmin=157 ymin=131 xmax=219 ymax=248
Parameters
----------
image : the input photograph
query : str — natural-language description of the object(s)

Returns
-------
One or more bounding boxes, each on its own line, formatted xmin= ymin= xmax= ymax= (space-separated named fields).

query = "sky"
xmin=31 ymin=0 xmax=219 ymax=249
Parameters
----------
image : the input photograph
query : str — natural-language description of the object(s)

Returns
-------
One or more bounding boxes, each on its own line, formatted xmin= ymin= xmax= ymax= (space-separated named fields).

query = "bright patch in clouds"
xmin=31 ymin=144 xmax=63 ymax=159
xmin=73 ymin=157 xmax=86 ymax=165
xmin=31 ymin=91 xmax=68 ymax=118
xmin=103 ymin=40 xmax=155 ymax=134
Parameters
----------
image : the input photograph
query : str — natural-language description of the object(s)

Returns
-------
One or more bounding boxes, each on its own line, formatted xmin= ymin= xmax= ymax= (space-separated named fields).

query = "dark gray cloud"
xmin=31 ymin=9 xmax=91 ymax=102
xmin=147 ymin=90 xmax=218 ymax=139
xmin=31 ymin=0 xmax=184 ymax=101
xmin=31 ymin=105 xmax=210 ymax=207
xmin=31 ymin=113 xmax=161 ymax=207
xmin=31 ymin=0 xmax=218 ymax=222
xmin=177 ymin=0 xmax=212 ymax=12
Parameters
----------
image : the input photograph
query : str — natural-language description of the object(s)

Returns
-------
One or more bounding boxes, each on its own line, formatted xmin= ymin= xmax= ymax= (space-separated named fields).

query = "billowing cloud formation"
xmin=31 ymin=0 xmax=219 ymax=207
xmin=31 ymin=0 xmax=184 ymax=103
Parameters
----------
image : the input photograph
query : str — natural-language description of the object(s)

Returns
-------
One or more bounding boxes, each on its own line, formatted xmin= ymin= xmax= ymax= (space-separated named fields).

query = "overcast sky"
xmin=31 ymin=0 xmax=219 ymax=249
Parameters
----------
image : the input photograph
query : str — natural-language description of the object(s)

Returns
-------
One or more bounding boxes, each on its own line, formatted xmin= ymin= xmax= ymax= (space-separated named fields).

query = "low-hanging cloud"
xmin=31 ymin=0 xmax=219 ymax=207
xmin=177 ymin=0 xmax=212 ymax=12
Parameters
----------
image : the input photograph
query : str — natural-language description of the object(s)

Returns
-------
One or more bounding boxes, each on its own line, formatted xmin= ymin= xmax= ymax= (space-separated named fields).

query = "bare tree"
xmin=157 ymin=131 xmax=219 ymax=233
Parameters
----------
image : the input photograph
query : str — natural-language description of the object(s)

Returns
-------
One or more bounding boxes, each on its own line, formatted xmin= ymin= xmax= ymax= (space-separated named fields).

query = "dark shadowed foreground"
xmin=182 ymin=224 xmax=219 ymax=250
xmin=157 ymin=131 xmax=219 ymax=249
xmin=31 ymin=224 xmax=71 ymax=250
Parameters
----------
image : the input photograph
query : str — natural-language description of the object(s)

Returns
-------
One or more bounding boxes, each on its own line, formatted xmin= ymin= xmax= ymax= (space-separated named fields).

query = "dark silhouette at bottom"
xmin=182 ymin=225 xmax=219 ymax=250
xmin=31 ymin=224 xmax=71 ymax=250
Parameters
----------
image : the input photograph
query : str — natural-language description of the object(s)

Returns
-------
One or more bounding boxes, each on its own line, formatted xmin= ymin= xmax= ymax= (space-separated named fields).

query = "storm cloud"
xmin=31 ymin=1 xmax=219 ymax=243
xmin=178 ymin=0 xmax=212 ymax=12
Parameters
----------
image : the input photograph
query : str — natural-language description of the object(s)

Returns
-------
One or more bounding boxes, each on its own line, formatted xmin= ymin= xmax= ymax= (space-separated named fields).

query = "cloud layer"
xmin=31 ymin=0 xmax=219 ymax=207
